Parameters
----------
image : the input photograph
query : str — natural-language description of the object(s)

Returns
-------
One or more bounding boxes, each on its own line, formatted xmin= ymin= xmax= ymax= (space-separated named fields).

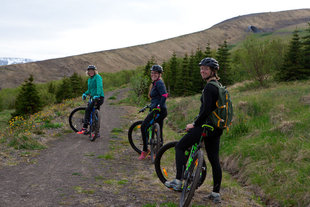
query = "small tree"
xmin=168 ymin=52 xmax=178 ymax=95
xmin=130 ymin=72 xmax=150 ymax=102
xmin=70 ymin=72 xmax=84 ymax=97
xmin=193 ymin=47 xmax=205 ymax=92
xmin=143 ymin=57 xmax=156 ymax=77
xmin=47 ymin=82 xmax=56 ymax=94
xmin=204 ymin=42 xmax=212 ymax=57
xmin=188 ymin=52 xmax=197 ymax=94
xmin=162 ymin=61 xmax=171 ymax=93
xmin=277 ymin=30 xmax=304 ymax=81
xmin=301 ymin=23 xmax=310 ymax=75
xmin=56 ymin=77 xmax=73 ymax=103
xmin=175 ymin=54 xmax=192 ymax=96
xmin=13 ymin=75 xmax=42 ymax=117
xmin=216 ymin=40 xmax=232 ymax=85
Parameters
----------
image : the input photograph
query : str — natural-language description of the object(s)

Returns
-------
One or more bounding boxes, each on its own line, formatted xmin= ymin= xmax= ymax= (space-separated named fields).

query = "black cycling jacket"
xmin=149 ymin=79 xmax=168 ymax=110
xmin=193 ymin=80 xmax=219 ymax=127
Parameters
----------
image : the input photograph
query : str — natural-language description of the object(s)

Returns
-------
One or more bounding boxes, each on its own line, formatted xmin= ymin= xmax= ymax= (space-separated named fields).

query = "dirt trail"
xmin=0 ymin=88 xmax=263 ymax=207
xmin=0 ymin=89 xmax=128 ymax=207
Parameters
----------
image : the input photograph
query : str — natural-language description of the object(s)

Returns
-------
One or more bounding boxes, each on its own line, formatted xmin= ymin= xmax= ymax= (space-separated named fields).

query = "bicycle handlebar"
xmin=138 ymin=105 xmax=151 ymax=113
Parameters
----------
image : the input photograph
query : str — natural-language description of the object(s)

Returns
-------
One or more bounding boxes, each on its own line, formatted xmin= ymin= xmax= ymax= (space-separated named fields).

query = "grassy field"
xmin=166 ymin=80 xmax=310 ymax=206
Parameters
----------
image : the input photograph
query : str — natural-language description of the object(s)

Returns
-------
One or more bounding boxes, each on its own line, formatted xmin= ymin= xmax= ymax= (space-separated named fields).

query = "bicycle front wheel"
xmin=150 ymin=123 xmax=161 ymax=163
xmin=179 ymin=150 xmax=204 ymax=207
xmin=69 ymin=107 xmax=86 ymax=132
xmin=154 ymin=141 xmax=178 ymax=185
xmin=128 ymin=120 xmax=143 ymax=154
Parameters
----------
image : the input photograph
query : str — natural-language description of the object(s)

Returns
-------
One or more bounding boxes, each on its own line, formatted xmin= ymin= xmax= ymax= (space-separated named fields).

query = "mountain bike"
xmin=69 ymin=97 xmax=100 ymax=141
xmin=179 ymin=124 xmax=214 ymax=207
xmin=128 ymin=105 xmax=162 ymax=163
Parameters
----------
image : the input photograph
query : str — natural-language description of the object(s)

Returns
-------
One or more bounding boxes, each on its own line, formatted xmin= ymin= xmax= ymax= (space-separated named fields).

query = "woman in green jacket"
xmin=77 ymin=65 xmax=104 ymax=137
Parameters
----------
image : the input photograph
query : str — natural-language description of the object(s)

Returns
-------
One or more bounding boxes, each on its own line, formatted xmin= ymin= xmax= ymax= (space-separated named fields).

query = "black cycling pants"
xmin=140 ymin=108 xmax=167 ymax=152
xmin=175 ymin=126 xmax=223 ymax=193
xmin=83 ymin=97 xmax=104 ymax=128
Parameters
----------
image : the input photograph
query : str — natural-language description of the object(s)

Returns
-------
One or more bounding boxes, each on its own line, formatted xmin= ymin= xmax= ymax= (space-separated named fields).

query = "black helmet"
xmin=87 ymin=65 xmax=97 ymax=70
xmin=199 ymin=58 xmax=219 ymax=70
xmin=150 ymin=65 xmax=163 ymax=73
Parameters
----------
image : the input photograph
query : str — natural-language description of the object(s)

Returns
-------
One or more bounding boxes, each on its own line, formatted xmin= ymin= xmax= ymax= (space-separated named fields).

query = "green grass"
xmin=0 ymin=109 xmax=14 ymax=128
xmin=111 ymin=127 xmax=123 ymax=134
xmin=97 ymin=154 xmax=113 ymax=160
xmin=166 ymin=80 xmax=310 ymax=206
xmin=8 ymin=135 xmax=46 ymax=150
xmin=40 ymin=121 xmax=63 ymax=129
xmin=72 ymin=172 xmax=82 ymax=176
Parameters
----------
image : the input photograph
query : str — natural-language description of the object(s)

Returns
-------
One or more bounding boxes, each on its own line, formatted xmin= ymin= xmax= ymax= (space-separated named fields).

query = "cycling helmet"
xmin=150 ymin=65 xmax=163 ymax=73
xmin=198 ymin=58 xmax=219 ymax=70
xmin=87 ymin=65 xmax=97 ymax=70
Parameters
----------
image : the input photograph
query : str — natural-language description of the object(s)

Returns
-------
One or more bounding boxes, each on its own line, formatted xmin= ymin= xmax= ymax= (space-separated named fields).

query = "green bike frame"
xmin=184 ymin=124 xmax=214 ymax=174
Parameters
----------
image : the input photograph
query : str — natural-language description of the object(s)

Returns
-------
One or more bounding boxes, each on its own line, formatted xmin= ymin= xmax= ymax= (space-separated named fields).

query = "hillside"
xmin=1 ymin=8 xmax=310 ymax=89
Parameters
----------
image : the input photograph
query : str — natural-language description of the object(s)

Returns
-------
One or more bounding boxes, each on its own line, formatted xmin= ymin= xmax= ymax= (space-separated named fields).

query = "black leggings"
xmin=175 ymin=126 xmax=223 ymax=193
xmin=83 ymin=97 xmax=104 ymax=128
xmin=140 ymin=108 xmax=167 ymax=152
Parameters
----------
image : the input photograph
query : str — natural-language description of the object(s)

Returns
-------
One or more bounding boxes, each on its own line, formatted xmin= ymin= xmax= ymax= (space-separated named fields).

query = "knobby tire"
xmin=128 ymin=120 xmax=143 ymax=154
xmin=69 ymin=107 xmax=86 ymax=132
xmin=150 ymin=123 xmax=161 ymax=163
xmin=179 ymin=150 xmax=204 ymax=207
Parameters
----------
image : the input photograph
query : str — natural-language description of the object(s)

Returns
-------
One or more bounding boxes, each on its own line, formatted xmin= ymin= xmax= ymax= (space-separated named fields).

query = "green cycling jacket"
xmin=84 ymin=74 xmax=104 ymax=98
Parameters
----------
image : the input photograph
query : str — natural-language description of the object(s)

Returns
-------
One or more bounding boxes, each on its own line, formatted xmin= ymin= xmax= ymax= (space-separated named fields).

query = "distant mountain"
xmin=0 ymin=9 xmax=310 ymax=89
xmin=0 ymin=57 xmax=34 ymax=66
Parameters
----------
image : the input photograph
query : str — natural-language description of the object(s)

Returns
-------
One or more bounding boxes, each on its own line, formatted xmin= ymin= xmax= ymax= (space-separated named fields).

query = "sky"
xmin=0 ymin=0 xmax=309 ymax=61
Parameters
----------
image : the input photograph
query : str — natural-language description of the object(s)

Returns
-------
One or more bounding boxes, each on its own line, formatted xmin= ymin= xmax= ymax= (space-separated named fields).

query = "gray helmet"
xmin=87 ymin=65 xmax=97 ymax=70
xmin=199 ymin=58 xmax=219 ymax=70
xmin=150 ymin=65 xmax=163 ymax=73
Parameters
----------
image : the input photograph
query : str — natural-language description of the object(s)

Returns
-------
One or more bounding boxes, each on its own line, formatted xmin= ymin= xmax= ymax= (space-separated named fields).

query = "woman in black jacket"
xmin=139 ymin=65 xmax=168 ymax=160
xmin=165 ymin=58 xmax=223 ymax=204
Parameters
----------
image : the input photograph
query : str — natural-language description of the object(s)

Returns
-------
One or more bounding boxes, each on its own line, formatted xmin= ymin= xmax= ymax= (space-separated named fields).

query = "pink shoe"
xmin=77 ymin=128 xmax=88 ymax=135
xmin=138 ymin=150 xmax=150 ymax=160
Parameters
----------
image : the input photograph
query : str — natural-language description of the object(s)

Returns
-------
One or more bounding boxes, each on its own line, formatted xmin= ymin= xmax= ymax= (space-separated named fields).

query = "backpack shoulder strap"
xmin=208 ymin=81 xmax=222 ymax=89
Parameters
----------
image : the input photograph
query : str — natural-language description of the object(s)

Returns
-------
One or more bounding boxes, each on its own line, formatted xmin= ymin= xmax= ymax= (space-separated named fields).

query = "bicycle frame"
xmin=87 ymin=98 xmax=99 ymax=127
xmin=138 ymin=104 xmax=160 ymax=144
xmin=147 ymin=112 xmax=160 ymax=143
xmin=183 ymin=124 xmax=214 ymax=178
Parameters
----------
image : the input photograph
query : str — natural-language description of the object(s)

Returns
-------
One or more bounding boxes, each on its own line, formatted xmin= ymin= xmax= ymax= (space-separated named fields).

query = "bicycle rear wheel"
xmin=69 ymin=107 xmax=86 ymax=132
xmin=179 ymin=150 xmax=204 ymax=207
xmin=128 ymin=120 xmax=143 ymax=154
xmin=154 ymin=142 xmax=207 ymax=188
xmin=150 ymin=123 xmax=161 ymax=163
